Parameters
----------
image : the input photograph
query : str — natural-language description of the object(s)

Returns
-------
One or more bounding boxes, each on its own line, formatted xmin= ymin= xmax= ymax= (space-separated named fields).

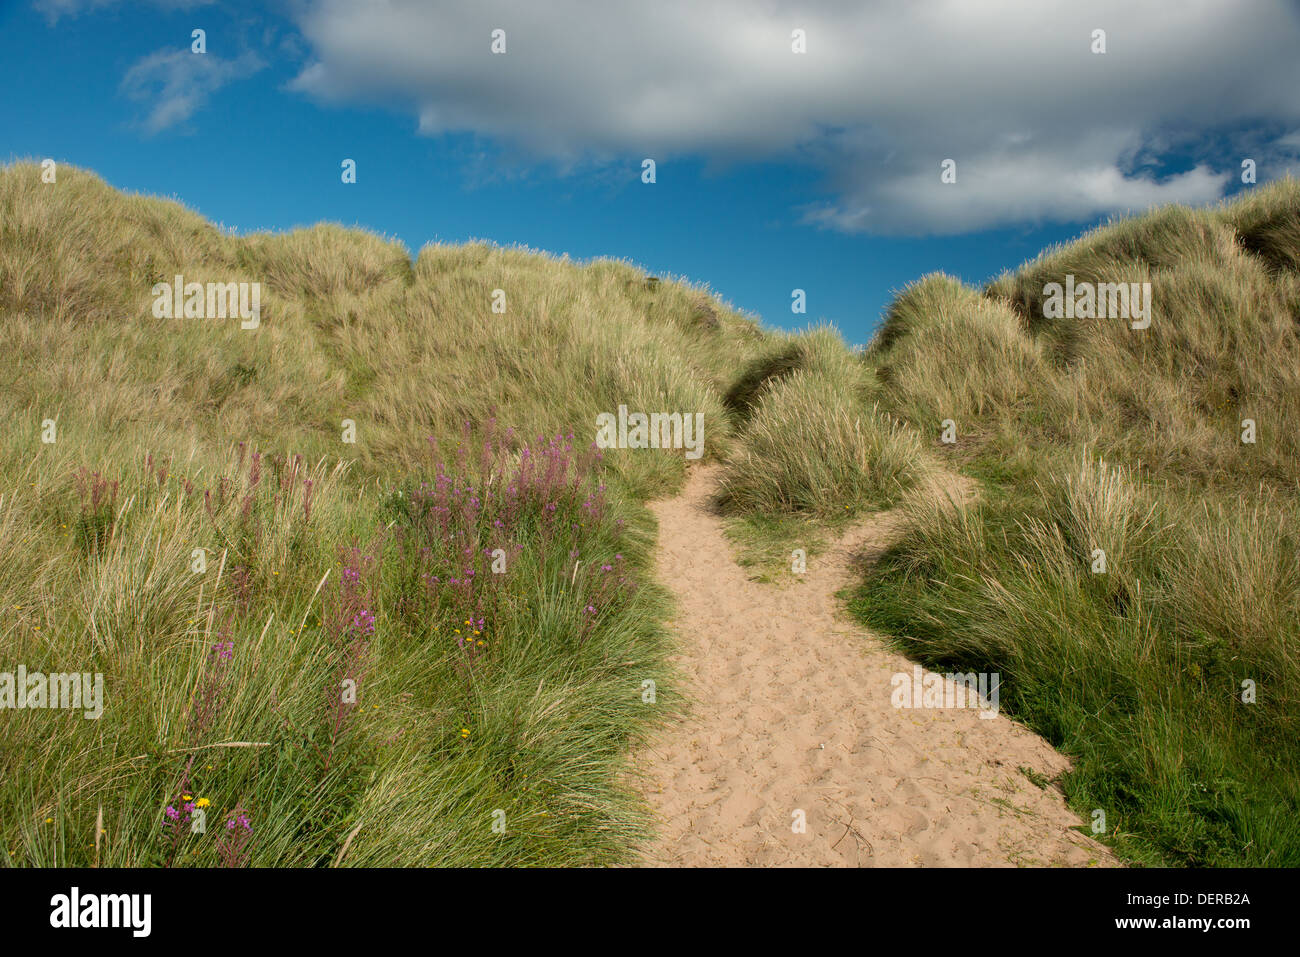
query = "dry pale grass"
xmin=853 ymin=180 xmax=1300 ymax=865
xmin=0 ymin=160 xmax=774 ymax=867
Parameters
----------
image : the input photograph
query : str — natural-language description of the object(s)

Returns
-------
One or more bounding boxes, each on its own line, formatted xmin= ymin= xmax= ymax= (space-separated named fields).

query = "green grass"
xmin=847 ymin=179 xmax=1300 ymax=867
xmin=2 ymin=424 xmax=690 ymax=867
xmin=0 ymin=161 xmax=772 ymax=867
xmin=722 ymin=511 xmax=836 ymax=584
xmin=9 ymin=158 xmax=1299 ymax=869
xmin=716 ymin=326 xmax=930 ymax=519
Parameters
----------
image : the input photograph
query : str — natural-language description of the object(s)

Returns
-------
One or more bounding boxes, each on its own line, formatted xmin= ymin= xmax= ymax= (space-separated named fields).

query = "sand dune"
xmin=635 ymin=465 xmax=1118 ymax=867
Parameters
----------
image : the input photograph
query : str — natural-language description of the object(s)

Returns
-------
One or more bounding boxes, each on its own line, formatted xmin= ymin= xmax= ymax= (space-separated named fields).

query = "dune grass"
xmin=10 ymin=158 xmax=1299 ymax=869
xmin=714 ymin=325 xmax=930 ymax=579
xmin=851 ymin=179 xmax=1300 ymax=866
xmin=716 ymin=330 xmax=924 ymax=509
xmin=0 ymin=161 xmax=772 ymax=866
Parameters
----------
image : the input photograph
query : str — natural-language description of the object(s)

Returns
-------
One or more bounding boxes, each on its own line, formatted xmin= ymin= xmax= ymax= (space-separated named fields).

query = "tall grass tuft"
xmin=718 ymin=326 xmax=929 ymax=518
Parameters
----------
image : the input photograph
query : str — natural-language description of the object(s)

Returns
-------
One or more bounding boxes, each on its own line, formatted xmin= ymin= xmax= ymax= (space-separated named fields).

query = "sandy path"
xmin=634 ymin=465 xmax=1117 ymax=867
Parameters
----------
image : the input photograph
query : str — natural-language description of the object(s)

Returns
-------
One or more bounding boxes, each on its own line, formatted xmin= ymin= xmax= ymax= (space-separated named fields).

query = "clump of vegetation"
xmin=851 ymin=178 xmax=1300 ymax=866
xmin=0 ymin=161 xmax=770 ymax=866
xmin=717 ymin=326 xmax=928 ymax=520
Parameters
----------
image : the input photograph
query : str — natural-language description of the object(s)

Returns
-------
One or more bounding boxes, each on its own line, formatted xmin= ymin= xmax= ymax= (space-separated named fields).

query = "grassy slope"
xmin=0 ymin=162 xmax=773 ymax=866
xmin=9 ymin=161 xmax=1296 ymax=868
xmin=715 ymin=326 xmax=930 ymax=578
xmin=710 ymin=179 xmax=1300 ymax=865
xmin=850 ymin=180 xmax=1300 ymax=866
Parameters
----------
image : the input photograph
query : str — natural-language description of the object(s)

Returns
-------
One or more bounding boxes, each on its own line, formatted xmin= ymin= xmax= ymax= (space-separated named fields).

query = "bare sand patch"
xmin=634 ymin=465 xmax=1118 ymax=867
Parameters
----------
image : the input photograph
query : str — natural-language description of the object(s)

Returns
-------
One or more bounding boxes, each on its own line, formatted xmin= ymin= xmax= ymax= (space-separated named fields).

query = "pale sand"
xmin=633 ymin=465 xmax=1118 ymax=867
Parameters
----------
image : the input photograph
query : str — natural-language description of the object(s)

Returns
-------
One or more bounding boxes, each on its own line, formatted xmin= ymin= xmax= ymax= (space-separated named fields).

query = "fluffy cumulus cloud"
xmin=283 ymin=0 xmax=1300 ymax=234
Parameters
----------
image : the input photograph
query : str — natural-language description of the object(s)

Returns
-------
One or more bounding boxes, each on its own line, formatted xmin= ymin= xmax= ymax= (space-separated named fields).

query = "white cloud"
xmin=120 ymin=48 xmax=264 ymax=133
xmin=803 ymin=146 xmax=1232 ymax=235
xmin=283 ymin=0 xmax=1300 ymax=234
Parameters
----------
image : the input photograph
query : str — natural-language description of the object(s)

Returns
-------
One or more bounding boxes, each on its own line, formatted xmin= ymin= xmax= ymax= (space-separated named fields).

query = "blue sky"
xmin=4 ymin=0 xmax=1299 ymax=344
